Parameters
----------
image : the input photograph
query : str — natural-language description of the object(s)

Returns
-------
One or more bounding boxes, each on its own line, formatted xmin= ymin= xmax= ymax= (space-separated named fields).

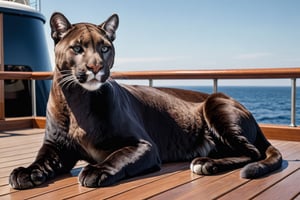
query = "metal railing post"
xmin=149 ymin=79 xmax=153 ymax=87
xmin=31 ymin=79 xmax=37 ymax=117
xmin=213 ymin=79 xmax=218 ymax=93
xmin=290 ymin=78 xmax=297 ymax=127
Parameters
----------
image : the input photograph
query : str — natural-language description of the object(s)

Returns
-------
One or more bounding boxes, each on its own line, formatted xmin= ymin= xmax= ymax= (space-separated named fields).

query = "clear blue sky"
xmin=41 ymin=0 xmax=300 ymax=86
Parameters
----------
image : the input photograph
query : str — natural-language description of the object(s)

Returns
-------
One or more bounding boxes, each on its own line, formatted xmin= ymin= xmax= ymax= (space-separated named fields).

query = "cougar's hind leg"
xmin=240 ymin=128 xmax=283 ymax=179
xmin=191 ymin=93 xmax=262 ymax=176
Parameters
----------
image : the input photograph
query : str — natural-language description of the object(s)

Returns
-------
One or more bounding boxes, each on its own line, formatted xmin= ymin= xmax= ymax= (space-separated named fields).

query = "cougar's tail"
xmin=240 ymin=134 xmax=283 ymax=179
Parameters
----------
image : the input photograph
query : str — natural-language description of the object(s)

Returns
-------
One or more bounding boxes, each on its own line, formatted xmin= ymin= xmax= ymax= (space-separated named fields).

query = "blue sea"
xmin=169 ymin=86 xmax=300 ymax=126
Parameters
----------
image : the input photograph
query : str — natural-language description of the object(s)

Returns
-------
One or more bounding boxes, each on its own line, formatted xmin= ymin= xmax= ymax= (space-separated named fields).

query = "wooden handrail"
xmin=111 ymin=68 xmax=300 ymax=79
xmin=0 ymin=67 xmax=300 ymax=80
xmin=0 ymin=71 xmax=53 ymax=80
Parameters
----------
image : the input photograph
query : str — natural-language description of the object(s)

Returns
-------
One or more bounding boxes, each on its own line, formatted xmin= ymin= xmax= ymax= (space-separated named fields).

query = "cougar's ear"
xmin=99 ymin=14 xmax=119 ymax=41
xmin=50 ymin=12 xmax=72 ymax=44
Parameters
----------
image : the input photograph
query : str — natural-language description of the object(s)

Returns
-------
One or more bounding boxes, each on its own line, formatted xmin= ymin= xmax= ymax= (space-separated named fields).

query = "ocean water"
xmin=170 ymin=86 xmax=300 ymax=126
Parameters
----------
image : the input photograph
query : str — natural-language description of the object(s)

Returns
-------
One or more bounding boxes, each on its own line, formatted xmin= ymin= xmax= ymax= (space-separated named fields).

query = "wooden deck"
xmin=0 ymin=129 xmax=299 ymax=200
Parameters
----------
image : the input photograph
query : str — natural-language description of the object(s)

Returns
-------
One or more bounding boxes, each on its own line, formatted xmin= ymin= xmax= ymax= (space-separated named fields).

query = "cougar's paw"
xmin=190 ymin=157 xmax=218 ymax=175
xmin=9 ymin=167 xmax=47 ymax=189
xmin=79 ymin=164 xmax=118 ymax=188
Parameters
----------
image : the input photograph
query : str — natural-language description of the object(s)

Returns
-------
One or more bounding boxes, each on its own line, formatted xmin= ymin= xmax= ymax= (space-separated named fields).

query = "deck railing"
xmin=0 ymin=67 xmax=299 ymax=127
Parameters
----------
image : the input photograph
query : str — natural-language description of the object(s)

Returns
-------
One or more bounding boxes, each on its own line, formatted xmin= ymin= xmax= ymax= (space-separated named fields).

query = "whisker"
xmin=60 ymin=69 xmax=73 ymax=73
xmin=58 ymin=72 xmax=73 ymax=79
xmin=58 ymin=74 xmax=77 ymax=90
xmin=57 ymin=70 xmax=73 ymax=77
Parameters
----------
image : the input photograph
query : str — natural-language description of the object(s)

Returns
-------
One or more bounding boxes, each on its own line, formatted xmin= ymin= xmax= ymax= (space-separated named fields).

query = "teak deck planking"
xmin=0 ymin=129 xmax=299 ymax=200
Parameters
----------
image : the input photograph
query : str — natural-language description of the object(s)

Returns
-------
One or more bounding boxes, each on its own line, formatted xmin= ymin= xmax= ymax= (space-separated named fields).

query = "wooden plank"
xmin=215 ymin=141 xmax=300 ymax=199
xmin=0 ymin=152 xmax=37 ymax=166
xmin=0 ymin=117 xmax=45 ymax=130
xmin=33 ymin=117 xmax=46 ymax=129
xmin=0 ymin=144 xmax=42 ymax=177
xmin=100 ymin=170 xmax=202 ymax=200
xmin=0 ymin=117 xmax=45 ymax=131
xmin=0 ymin=134 xmax=42 ymax=146
xmin=0 ymin=162 xmax=86 ymax=197
xmin=0 ymin=157 xmax=38 ymax=169
xmin=0 ymin=177 xmax=8 ymax=186
xmin=0 ymin=133 xmax=43 ymax=149
xmin=0 ymin=169 xmax=84 ymax=197
xmin=1 ymin=163 xmax=186 ymax=199
xmin=149 ymin=170 xmax=244 ymax=200
xmin=0 ymin=139 xmax=41 ymax=152
xmin=218 ymin=162 xmax=299 ymax=200
xmin=0 ymin=128 xmax=44 ymax=136
xmin=35 ymin=163 xmax=188 ymax=199
xmin=0 ymin=130 xmax=43 ymax=176
xmin=0 ymin=117 xmax=33 ymax=131
xmin=65 ymin=165 xmax=194 ymax=200
xmin=0 ymin=160 xmax=83 ymax=181
xmin=0 ymin=148 xmax=41 ymax=162
xmin=253 ymin=169 xmax=300 ymax=200
xmin=260 ymin=124 xmax=300 ymax=142
xmin=273 ymin=140 xmax=300 ymax=159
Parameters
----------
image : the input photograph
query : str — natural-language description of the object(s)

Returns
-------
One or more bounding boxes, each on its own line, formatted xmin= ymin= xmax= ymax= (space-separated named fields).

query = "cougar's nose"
xmin=86 ymin=64 xmax=103 ymax=74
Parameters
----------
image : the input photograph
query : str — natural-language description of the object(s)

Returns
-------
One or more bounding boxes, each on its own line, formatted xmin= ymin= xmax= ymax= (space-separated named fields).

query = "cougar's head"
xmin=50 ymin=12 xmax=119 ymax=91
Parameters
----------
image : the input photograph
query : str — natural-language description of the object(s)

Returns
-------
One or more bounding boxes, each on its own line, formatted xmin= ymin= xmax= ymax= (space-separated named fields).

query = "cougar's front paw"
xmin=79 ymin=164 xmax=119 ymax=188
xmin=190 ymin=157 xmax=218 ymax=175
xmin=9 ymin=167 xmax=47 ymax=189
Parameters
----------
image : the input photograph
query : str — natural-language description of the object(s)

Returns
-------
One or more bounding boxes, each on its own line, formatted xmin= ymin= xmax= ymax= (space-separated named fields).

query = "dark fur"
xmin=9 ymin=13 xmax=282 ymax=189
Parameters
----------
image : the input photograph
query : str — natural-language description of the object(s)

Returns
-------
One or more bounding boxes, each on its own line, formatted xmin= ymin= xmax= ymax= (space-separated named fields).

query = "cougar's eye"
xmin=72 ymin=45 xmax=84 ymax=54
xmin=101 ymin=46 xmax=109 ymax=53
